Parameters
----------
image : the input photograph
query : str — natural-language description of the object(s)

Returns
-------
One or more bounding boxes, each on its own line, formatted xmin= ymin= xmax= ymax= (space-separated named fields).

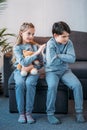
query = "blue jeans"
xmin=46 ymin=70 xmax=83 ymax=115
xmin=14 ymin=69 xmax=39 ymax=114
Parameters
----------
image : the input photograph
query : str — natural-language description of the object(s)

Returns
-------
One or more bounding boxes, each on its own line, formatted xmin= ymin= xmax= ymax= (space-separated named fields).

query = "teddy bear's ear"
xmin=23 ymin=50 xmax=28 ymax=57
xmin=23 ymin=50 xmax=27 ymax=53
xmin=27 ymin=51 xmax=34 ymax=55
xmin=29 ymin=40 xmax=40 ymax=46
xmin=23 ymin=50 xmax=34 ymax=57
xmin=29 ymin=40 xmax=36 ymax=45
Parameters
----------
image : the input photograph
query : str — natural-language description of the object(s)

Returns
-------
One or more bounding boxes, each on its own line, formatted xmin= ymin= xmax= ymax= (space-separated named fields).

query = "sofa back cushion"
xmin=70 ymin=31 xmax=87 ymax=61
xmin=34 ymin=37 xmax=50 ymax=45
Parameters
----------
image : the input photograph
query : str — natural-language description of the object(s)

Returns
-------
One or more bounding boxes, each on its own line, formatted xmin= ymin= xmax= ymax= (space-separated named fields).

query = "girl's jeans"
xmin=46 ymin=70 xmax=83 ymax=115
xmin=14 ymin=69 xmax=39 ymax=114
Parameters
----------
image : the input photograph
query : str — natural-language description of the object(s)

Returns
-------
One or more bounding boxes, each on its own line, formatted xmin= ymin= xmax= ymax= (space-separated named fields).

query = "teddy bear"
xmin=17 ymin=49 xmax=41 ymax=76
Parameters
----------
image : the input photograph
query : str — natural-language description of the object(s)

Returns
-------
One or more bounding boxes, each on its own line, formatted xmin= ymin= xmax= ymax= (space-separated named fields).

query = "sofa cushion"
xmin=69 ymin=61 xmax=87 ymax=78
xmin=34 ymin=37 xmax=50 ymax=44
xmin=70 ymin=31 xmax=87 ymax=61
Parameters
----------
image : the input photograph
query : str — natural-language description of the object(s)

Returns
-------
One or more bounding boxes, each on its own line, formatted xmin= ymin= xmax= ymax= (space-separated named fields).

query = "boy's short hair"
xmin=52 ymin=21 xmax=71 ymax=35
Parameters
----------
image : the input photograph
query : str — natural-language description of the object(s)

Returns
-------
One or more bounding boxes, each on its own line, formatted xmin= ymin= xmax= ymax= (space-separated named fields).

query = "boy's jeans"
xmin=14 ymin=69 xmax=39 ymax=114
xmin=46 ymin=70 xmax=83 ymax=115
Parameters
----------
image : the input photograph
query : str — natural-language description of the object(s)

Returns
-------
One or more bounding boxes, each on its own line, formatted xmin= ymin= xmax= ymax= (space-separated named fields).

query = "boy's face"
xmin=54 ymin=31 xmax=70 ymax=44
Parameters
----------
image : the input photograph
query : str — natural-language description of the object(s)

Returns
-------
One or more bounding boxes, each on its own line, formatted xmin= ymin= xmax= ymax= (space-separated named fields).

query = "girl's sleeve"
xmin=13 ymin=46 xmax=37 ymax=67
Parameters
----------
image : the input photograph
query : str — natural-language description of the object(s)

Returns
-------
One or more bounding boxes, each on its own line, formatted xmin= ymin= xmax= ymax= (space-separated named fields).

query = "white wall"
xmin=0 ymin=0 xmax=87 ymax=80
xmin=0 ymin=0 xmax=87 ymax=37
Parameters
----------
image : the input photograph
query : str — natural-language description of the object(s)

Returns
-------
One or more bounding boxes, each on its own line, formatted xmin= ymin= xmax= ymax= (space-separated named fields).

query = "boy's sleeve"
xmin=58 ymin=40 xmax=76 ymax=63
xmin=46 ymin=41 xmax=61 ymax=66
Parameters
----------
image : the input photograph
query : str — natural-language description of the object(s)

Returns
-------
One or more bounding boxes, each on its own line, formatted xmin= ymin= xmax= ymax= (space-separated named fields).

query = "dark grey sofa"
xmin=3 ymin=31 xmax=87 ymax=113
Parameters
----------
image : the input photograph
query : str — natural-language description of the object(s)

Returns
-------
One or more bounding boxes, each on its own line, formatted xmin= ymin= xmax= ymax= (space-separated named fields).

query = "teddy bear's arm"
xmin=17 ymin=64 xmax=22 ymax=70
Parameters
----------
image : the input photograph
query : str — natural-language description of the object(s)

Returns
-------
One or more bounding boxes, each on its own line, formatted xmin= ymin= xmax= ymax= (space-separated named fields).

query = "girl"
xmin=12 ymin=22 xmax=45 ymax=124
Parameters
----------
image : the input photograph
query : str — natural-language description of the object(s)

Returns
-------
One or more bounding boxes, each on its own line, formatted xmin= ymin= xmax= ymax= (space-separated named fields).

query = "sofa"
xmin=3 ymin=31 xmax=87 ymax=113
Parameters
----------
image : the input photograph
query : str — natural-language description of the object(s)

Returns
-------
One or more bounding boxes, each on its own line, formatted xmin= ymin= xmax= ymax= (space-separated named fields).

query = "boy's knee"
xmin=71 ymin=82 xmax=82 ymax=90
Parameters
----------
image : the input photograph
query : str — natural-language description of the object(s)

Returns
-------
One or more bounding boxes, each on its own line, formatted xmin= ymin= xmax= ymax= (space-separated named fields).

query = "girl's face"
xmin=21 ymin=27 xmax=35 ymax=43
xmin=54 ymin=31 xmax=70 ymax=44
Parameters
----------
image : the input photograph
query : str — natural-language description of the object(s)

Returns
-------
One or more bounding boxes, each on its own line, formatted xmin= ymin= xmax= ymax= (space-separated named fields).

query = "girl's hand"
xmin=33 ymin=44 xmax=46 ymax=56
xmin=21 ymin=64 xmax=34 ymax=72
xmin=37 ymin=44 xmax=46 ymax=54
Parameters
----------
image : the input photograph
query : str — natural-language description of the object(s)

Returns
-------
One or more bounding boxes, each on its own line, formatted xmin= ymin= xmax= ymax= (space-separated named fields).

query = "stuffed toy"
xmin=17 ymin=50 xmax=41 ymax=76
xmin=17 ymin=40 xmax=41 ymax=76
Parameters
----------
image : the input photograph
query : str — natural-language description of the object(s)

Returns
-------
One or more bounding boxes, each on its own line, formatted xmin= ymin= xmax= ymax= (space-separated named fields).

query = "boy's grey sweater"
xmin=45 ymin=37 xmax=76 ymax=73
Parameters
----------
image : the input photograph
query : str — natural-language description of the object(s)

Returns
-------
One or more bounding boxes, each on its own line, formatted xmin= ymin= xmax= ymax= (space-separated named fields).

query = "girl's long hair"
xmin=16 ymin=22 xmax=35 ymax=45
xmin=11 ymin=22 xmax=35 ymax=64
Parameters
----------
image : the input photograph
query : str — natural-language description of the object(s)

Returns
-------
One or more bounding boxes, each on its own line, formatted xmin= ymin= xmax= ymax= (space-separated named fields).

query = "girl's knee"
xmin=26 ymin=75 xmax=39 ymax=86
xmin=16 ymin=80 xmax=24 ymax=85
xmin=26 ymin=79 xmax=37 ymax=87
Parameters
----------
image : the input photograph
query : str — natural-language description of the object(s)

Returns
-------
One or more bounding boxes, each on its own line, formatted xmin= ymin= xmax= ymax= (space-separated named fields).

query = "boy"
xmin=45 ymin=21 xmax=85 ymax=124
